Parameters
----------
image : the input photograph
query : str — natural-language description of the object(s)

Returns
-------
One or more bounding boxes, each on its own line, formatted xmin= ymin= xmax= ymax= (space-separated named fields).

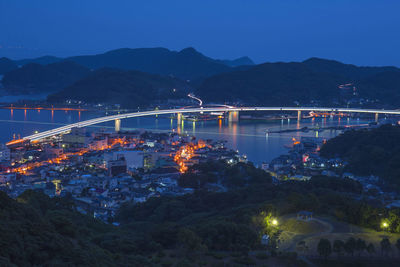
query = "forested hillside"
xmin=47 ymin=68 xmax=190 ymax=108
xmin=196 ymin=58 xmax=400 ymax=107
xmin=320 ymin=124 xmax=400 ymax=188
xmin=2 ymin=162 xmax=400 ymax=265
xmin=2 ymin=61 xmax=90 ymax=94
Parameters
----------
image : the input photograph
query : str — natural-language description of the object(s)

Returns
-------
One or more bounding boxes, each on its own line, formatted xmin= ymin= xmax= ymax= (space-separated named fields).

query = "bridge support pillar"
xmin=115 ymin=119 xmax=121 ymax=132
xmin=228 ymin=111 xmax=239 ymax=122
xmin=297 ymin=110 xmax=301 ymax=121
xmin=375 ymin=113 xmax=379 ymax=122
xmin=177 ymin=113 xmax=182 ymax=124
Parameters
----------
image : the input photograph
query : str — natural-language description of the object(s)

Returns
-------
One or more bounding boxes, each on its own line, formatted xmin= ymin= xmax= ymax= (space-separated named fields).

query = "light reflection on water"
xmin=0 ymin=108 xmax=379 ymax=164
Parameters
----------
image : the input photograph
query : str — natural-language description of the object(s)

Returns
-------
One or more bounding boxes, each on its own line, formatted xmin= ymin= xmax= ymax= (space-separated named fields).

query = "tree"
xmin=317 ymin=239 xmax=332 ymax=259
xmin=333 ymin=240 xmax=344 ymax=258
xmin=366 ymin=243 xmax=375 ymax=257
xmin=380 ymin=238 xmax=391 ymax=256
xmin=320 ymin=125 xmax=400 ymax=189
xmin=344 ymin=237 xmax=356 ymax=256
xmin=251 ymin=211 xmax=273 ymax=235
xmin=178 ymin=228 xmax=204 ymax=252
xmin=396 ymin=239 xmax=400 ymax=256
xmin=355 ymin=238 xmax=367 ymax=256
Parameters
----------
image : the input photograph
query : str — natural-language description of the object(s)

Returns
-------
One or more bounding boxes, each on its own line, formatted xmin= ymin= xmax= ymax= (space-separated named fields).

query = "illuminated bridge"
xmin=9 ymin=106 xmax=400 ymax=143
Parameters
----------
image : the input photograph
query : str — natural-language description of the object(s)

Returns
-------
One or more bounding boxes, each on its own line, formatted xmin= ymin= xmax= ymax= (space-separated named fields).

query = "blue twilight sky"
xmin=1 ymin=0 xmax=400 ymax=66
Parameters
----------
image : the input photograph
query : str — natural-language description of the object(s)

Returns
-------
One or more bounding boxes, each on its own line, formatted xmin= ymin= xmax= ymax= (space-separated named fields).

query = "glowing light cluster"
xmin=8 ymin=137 xmax=135 ymax=175
xmin=292 ymin=137 xmax=300 ymax=145
xmin=173 ymin=140 xmax=207 ymax=173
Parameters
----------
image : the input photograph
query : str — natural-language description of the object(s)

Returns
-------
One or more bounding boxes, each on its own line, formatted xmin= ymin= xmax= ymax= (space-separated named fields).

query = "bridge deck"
xmin=16 ymin=107 xmax=400 ymax=142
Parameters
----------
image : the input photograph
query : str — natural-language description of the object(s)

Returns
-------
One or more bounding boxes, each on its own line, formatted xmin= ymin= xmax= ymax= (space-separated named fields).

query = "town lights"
xmin=173 ymin=141 xmax=207 ymax=173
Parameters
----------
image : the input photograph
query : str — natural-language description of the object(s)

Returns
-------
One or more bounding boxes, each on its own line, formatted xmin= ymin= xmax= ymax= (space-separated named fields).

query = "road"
xmin=15 ymin=106 xmax=400 ymax=142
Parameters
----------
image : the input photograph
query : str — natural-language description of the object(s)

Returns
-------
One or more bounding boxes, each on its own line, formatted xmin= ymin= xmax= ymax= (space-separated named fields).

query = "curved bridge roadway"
xmin=19 ymin=106 xmax=400 ymax=142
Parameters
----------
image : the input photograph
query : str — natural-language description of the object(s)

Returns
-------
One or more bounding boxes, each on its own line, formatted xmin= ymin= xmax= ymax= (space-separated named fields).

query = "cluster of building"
xmin=263 ymin=137 xmax=343 ymax=181
xmin=2 ymin=122 xmax=395 ymax=222
xmin=0 ymin=128 xmax=240 ymax=222
xmin=263 ymin=136 xmax=386 ymax=196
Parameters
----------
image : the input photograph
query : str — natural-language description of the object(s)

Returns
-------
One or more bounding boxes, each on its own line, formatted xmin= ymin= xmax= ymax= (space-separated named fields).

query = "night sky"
xmin=1 ymin=0 xmax=400 ymax=66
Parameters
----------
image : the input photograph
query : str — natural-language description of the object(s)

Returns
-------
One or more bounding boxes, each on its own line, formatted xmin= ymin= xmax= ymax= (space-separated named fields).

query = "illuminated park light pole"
xmin=381 ymin=220 xmax=390 ymax=231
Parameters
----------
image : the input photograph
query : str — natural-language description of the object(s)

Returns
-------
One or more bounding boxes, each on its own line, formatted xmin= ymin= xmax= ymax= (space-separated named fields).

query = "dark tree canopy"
xmin=320 ymin=124 xmax=400 ymax=188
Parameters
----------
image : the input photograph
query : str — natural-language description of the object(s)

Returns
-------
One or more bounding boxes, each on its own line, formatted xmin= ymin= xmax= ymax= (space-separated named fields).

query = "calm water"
xmin=0 ymin=108 xmax=377 ymax=164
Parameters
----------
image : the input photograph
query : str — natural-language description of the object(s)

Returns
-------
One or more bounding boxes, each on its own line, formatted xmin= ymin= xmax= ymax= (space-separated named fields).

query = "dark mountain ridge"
xmin=66 ymin=47 xmax=232 ymax=80
xmin=0 ymin=57 xmax=17 ymax=75
xmin=48 ymin=68 xmax=190 ymax=108
xmin=16 ymin=55 xmax=62 ymax=66
xmin=2 ymin=61 xmax=90 ymax=94
xmin=218 ymin=56 xmax=255 ymax=67
xmin=195 ymin=58 xmax=400 ymax=107
xmin=303 ymin=57 xmax=400 ymax=80
xmin=11 ymin=47 xmax=254 ymax=81
xmin=196 ymin=61 xmax=345 ymax=105
xmin=3 ymin=48 xmax=400 ymax=108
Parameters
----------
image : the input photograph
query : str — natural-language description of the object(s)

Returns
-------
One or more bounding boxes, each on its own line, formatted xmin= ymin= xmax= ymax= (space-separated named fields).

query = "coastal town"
xmin=267 ymin=135 xmax=384 ymax=195
xmin=3 ymin=2 xmax=400 ymax=265
xmin=0 ymin=127 xmax=246 ymax=222
xmin=0 ymin=117 xmax=397 ymax=224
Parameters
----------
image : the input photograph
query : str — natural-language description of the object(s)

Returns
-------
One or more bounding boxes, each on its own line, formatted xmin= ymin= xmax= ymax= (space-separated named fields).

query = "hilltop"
xmin=217 ymin=56 xmax=255 ymax=67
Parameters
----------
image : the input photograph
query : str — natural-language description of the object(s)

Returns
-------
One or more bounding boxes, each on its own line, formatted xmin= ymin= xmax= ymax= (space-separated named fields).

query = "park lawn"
xmin=280 ymin=218 xmax=329 ymax=234
xmin=277 ymin=214 xmax=400 ymax=258
xmin=301 ymin=231 xmax=400 ymax=257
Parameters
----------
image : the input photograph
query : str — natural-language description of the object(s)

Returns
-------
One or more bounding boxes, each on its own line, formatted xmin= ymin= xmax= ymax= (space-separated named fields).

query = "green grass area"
xmin=281 ymin=218 xmax=329 ymax=234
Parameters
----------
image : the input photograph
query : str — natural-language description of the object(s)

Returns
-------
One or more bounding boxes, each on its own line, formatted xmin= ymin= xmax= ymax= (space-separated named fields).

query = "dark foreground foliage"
xmin=3 ymin=162 xmax=400 ymax=265
xmin=117 ymin=163 xmax=400 ymax=253
xmin=320 ymin=124 xmax=400 ymax=188
xmin=0 ymin=190 xmax=153 ymax=266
